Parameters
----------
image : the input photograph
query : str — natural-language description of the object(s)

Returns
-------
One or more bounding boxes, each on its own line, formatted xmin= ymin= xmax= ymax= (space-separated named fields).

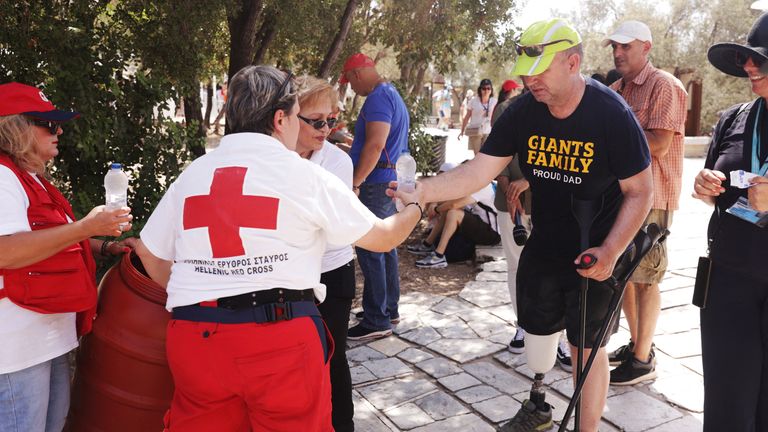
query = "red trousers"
xmin=163 ymin=316 xmax=333 ymax=432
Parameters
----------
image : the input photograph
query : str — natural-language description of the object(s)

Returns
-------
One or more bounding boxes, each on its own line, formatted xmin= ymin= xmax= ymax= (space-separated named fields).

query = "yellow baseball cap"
xmin=513 ymin=19 xmax=582 ymax=76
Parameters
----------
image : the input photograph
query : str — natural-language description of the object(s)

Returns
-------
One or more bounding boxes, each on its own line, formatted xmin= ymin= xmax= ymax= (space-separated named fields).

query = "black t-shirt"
xmin=705 ymin=99 xmax=768 ymax=280
xmin=482 ymin=77 xmax=650 ymax=259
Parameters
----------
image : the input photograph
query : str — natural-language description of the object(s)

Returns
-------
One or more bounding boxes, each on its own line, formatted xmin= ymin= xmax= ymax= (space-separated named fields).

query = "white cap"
xmin=438 ymin=162 xmax=457 ymax=172
xmin=602 ymin=21 xmax=652 ymax=46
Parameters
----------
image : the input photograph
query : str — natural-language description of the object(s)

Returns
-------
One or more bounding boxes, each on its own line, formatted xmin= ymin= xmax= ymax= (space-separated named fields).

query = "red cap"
xmin=502 ymin=80 xmax=521 ymax=92
xmin=0 ymin=82 xmax=80 ymax=121
xmin=339 ymin=53 xmax=376 ymax=84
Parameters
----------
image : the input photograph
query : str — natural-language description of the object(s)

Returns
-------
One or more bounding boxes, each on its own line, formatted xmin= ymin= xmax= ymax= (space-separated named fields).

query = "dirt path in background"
xmin=352 ymin=220 xmax=481 ymax=309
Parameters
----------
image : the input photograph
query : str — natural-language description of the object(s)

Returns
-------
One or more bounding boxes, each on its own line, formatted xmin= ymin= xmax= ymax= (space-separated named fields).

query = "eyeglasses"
xmin=480 ymin=86 xmax=492 ymax=91
xmin=515 ymin=38 xmax=574 ymax=57
xmin=271 ymin=70 xmax=294 ymax=110
xmin=32 ymin=120 xmax=61 ymax=135
xmin=735 ymin=51 xmax=767 ymax=69
xmin=298 ymin=114 xmax=337 ymax=130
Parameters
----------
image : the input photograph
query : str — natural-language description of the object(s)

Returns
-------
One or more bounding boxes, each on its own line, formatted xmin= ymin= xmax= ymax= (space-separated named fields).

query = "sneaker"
xmin=508 ymin=328 xmax=525 ymax=354
xmin=406 ymin=241 xmax=434 ymax=256
xmin=354 ymin=311 xmax=400 ymax=324
xmin=498 ymin=399 xmax=553 ymax=432
xmin=347 ymin=323 xmax=392 ymax=341
xmin=610 ymin=352 xmax=657 ymax=385
xmin=415 ymin=252 xmax=448 ymax=269
xmin=608 ymin=340 xmax=634 ymax=366
xmin=557 ymin=339 xmax=572 ymax=373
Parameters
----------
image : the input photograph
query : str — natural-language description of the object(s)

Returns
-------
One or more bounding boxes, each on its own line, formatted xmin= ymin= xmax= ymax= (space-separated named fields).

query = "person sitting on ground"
xmin=408 ymin=163 xmax=500 ymax=268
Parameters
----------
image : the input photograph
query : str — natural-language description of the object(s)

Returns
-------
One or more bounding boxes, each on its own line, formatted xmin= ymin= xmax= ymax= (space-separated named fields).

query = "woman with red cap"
xmin=0 ymin=83 xmax=133 ymax=432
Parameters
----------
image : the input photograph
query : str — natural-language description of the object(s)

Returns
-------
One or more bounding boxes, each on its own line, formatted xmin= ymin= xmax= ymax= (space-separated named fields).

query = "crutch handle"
xmin=577 ymin=253 xmax=597 ymax=269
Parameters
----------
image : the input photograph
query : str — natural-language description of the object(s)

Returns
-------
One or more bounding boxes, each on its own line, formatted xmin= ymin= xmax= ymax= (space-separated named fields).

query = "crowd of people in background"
xmin=3 ymin=11 xmax=768 ymax=432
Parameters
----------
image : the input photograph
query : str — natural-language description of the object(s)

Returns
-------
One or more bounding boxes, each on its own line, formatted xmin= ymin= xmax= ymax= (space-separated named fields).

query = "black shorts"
xmin=458 ymin=211 xmax=500 ymax=246
xmin=516 ymin=248 xmax=617 ymax=348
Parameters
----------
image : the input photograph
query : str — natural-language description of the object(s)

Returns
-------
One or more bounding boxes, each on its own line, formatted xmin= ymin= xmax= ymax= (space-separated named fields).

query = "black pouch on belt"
xmin=692 ymin=256 xmax=712 ymax=309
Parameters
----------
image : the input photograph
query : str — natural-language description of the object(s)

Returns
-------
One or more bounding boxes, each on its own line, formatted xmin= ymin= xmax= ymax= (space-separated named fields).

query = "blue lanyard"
xmin=752 ymin=98 xmax=768 ymax=176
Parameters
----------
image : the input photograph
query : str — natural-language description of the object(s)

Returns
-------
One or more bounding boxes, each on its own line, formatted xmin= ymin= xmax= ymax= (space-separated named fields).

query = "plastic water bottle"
xmin=395 ymin=150 xmax=417 ymax=212
xmin=104 ymin=163 xmax=129 ymax=225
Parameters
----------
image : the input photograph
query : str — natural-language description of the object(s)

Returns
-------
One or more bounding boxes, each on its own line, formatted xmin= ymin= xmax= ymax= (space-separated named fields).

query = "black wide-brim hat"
xmin=709 ymin=13 xmax=768 ymax=77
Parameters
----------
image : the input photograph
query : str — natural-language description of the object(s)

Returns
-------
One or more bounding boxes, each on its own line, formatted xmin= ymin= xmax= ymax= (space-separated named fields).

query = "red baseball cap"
xmin=502 ymin=80 xmax=521 ymax=91
xmin=339 ymin=53 xmax=376 ymax=84
xmin=0 ymin=82 xmax=80 ymax=122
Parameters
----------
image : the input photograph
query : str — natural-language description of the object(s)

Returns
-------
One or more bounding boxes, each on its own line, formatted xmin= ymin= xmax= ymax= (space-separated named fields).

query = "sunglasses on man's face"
xmin=515 ymin=38 xmax=574 ymax=57
xmin=32 ymin=120 xmax=61 ymax=135
xmin=298 ymin=114 xmax=338 ymax=130
xmin=735 ymin=51 xmax=767 ymax=69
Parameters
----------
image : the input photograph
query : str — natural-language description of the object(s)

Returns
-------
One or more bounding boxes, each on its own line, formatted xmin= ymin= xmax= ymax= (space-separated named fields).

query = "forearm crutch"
xmin=570 ymin=196 xmax=604 ymax=431
xmin=557 ymin=223 xmax=668 ymax=432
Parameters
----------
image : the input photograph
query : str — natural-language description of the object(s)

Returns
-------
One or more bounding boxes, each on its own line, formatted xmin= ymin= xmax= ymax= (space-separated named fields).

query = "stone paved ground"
xmin=349 ymin=137 xmax=711 ymax=432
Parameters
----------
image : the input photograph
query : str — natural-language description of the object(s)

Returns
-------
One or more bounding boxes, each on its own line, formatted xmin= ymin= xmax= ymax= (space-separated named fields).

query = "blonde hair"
xmin=295 ymin=76 xmax=339 ymax=112
xmin=0 ymin=115 xmax=45 ymax=173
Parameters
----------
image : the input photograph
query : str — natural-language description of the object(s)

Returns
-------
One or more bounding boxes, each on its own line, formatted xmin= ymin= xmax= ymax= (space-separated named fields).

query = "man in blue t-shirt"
xmin=418 ymin=19 xmax=652 ymax=432
xmin=340 ymin=53 xmax=410 ymax=341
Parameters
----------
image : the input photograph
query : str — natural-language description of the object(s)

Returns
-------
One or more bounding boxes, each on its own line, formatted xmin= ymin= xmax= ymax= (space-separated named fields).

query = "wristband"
xmin=405 ymin=201 xmax=424 ymax=219
xmin=100 ymin=240 xmax=114 ymax=256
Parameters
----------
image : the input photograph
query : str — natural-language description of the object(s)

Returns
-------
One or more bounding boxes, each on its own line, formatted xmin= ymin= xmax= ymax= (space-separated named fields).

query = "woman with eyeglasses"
xmin=0 ymin=83 xmax=133 ymax=432
xmin=135 ymin=66 xmax=425 ymax=432
xmin=294 ymin=75 xmax=356 ymax=432
xmin=460 ymin=78 xmax=497 ymax=155
xmin=694 ymin=14 xmax=768 ymax=432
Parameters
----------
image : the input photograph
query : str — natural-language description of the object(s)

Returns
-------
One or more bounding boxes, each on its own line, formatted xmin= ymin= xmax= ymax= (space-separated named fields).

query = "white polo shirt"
xmin=141 ymin=133 xmax=377 ymax=310
xmin=0 ymin=166 xmax=78 ymax=374
xmin=309 ymin=141 xmax=356 ymax=273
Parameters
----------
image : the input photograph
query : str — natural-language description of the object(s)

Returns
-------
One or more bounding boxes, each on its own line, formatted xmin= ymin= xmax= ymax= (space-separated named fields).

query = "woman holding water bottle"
xmin=0 ymin=82 xmax=133 ymax=432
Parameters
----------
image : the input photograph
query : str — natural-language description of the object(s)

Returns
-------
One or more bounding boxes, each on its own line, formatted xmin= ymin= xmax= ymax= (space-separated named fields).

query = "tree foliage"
xmin=0 ymin=1 xmax=195 ymax=233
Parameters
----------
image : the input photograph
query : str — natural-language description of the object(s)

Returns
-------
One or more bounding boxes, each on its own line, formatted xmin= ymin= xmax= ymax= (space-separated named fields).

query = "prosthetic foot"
xmin=498 ymin=333 xmax=560 ymax=431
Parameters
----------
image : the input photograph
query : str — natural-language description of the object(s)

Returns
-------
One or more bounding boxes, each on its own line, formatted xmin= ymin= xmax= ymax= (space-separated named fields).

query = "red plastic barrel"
xmin=66 ymin=252 xmax=173 ymax=432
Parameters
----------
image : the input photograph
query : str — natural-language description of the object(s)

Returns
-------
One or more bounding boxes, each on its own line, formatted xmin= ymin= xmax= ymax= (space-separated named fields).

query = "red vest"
xmin=0 ymin=154 xmax=97 ymax=335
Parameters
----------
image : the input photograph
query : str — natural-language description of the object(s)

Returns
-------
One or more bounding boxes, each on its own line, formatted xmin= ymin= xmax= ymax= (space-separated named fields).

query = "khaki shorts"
xmin=629 ymin=209 xmax=673 ymax=284
xmin=468 ymin=134 xmax=488 ymax=153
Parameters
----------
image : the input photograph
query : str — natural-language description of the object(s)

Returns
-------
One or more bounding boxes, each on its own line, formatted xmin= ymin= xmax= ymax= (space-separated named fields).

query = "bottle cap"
xmin=110 ymin=163 xmax=122 ymax=169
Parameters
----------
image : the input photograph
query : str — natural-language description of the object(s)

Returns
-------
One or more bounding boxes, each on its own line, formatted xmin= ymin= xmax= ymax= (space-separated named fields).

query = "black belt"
xmin=375 ymin=161 xmax=395 ymax=170
xmin=212 ymin=288 xmax=315 ymax=310
xmin=172 ymin=300 xmax=320 ymax=324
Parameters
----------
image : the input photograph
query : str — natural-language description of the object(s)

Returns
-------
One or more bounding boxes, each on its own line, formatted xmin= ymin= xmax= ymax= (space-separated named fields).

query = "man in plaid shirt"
xmin=603 ymin=20 xmax=688 ymax=386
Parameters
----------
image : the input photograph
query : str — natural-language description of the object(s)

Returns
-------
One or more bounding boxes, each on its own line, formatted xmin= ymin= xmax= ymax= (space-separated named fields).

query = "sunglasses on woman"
xmin=298 ymin=115 xmax=338 ymax=130
xmin=515 ymin=38 xmax=574 ymax=57
xmin=735 ymin=51 xmax=767 ymax=69
xmin=32 ymin=120 xmax=61 ymax=135
xmin=480 ymin=86 xmax=492 ymax=91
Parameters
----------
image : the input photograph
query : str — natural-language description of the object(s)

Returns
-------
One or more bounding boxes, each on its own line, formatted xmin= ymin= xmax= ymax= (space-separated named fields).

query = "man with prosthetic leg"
xmin=414 ymin=19 xmax=652 ymax=432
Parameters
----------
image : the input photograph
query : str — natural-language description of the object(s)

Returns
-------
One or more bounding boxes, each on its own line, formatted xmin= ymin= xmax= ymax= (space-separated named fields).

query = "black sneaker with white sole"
xmin=347 ymin=323 xmax=392 ymax=341
xmin=498 ymin=399 xmax=553 ymax=432
xmin=610 ymin=353 xmax=657 ymax=385
xmin=508 ymin=328 xmax=525 ymax=354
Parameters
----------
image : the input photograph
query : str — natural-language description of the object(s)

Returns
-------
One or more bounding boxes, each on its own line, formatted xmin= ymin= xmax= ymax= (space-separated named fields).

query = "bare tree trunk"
xmin=318 ymin=0 xmax=361 ymax=78
xmin=203 ymin=82 xmax=214 ymax=128
xmin=411 ymin=64 xmax=427 ymax=98
xmin=226 ymin=0 xmax=264 ymax=82
xmin=253 ymin=14 xmax=278 ymax=65
xmin=183 ymin=89 xmax=207 ymax=158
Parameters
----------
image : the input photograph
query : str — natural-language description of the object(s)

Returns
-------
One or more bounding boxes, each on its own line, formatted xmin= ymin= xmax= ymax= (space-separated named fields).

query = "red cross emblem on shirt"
xmin=183 ymin=166 xmax=279 ymax=258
